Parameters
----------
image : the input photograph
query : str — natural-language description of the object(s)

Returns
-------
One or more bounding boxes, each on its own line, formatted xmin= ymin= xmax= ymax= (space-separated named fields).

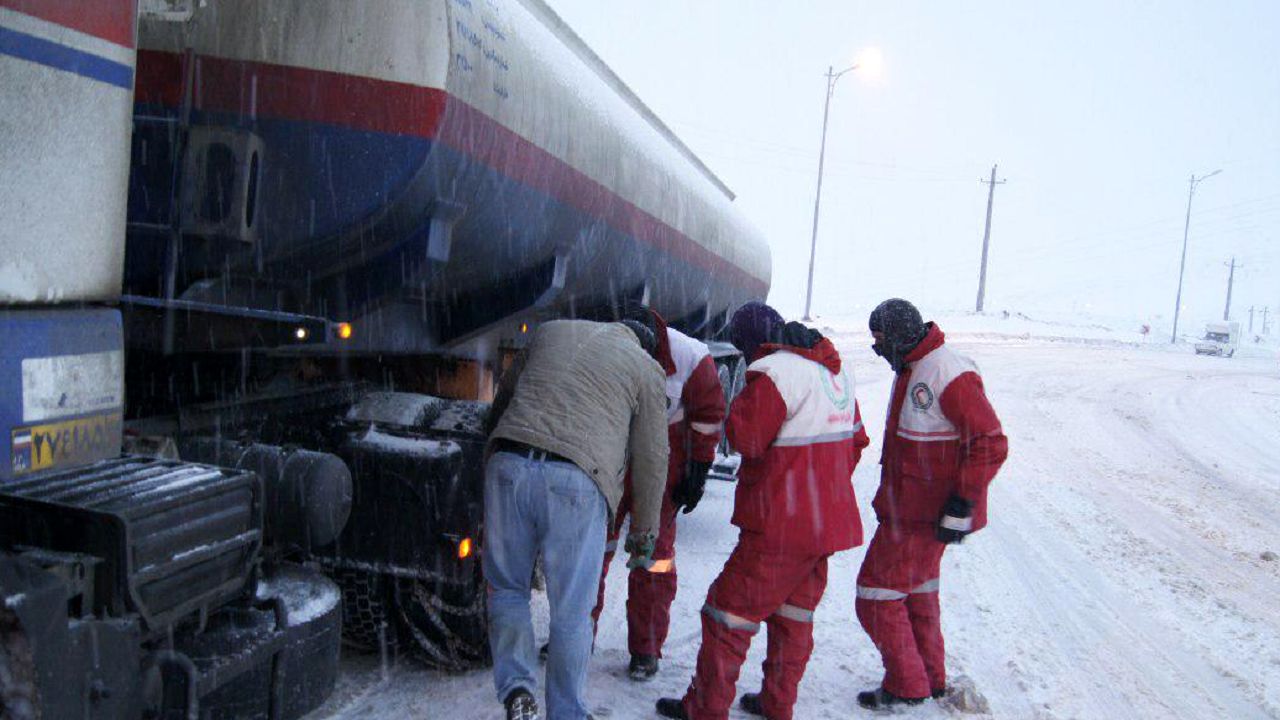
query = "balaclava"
xmin=868 ymin=298 xmax=928 ymax=373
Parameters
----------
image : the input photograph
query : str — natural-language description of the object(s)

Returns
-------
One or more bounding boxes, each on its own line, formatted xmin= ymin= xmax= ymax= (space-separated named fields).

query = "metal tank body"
xmin=128 ymin=0 xmax=771 ymax=351
xmin=0 ymin=0 xmax=136 ymax=303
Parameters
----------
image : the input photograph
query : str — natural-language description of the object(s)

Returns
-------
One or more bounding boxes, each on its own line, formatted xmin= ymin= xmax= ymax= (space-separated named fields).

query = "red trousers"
xmin=855 ymin=525 xmax=948 ymax=700
xmin=679 ymin=537 xmax=829 ymax=720
xmin=591 ymin=471 xmax=681 ymax=657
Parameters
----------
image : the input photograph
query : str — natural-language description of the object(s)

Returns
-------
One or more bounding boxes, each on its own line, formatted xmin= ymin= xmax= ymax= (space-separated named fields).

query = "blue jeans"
xmin=485 ymin=450 xmax=607 ymax=719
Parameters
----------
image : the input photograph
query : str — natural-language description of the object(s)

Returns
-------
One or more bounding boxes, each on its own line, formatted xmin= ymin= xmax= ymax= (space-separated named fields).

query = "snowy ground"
xmin=308 ymin=316 xmax=1280 ymax=720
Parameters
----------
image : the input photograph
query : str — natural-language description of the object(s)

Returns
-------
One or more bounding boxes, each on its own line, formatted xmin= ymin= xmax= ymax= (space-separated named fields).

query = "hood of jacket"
xmin=754 ymin=322 xmax=842 ymax=374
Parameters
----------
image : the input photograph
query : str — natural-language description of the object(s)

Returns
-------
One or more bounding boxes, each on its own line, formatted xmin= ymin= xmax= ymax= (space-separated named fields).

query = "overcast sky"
xmin=544 ymin=0 xmax=1280 ymax=334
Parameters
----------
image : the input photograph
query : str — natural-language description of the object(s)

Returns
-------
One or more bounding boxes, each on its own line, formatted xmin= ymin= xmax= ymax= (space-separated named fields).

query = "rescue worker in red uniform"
xmin=657 ymin=301 xmax=869 ymax=720
xmin=855 ymin=299 xmax=1008 ymax=709
xmin=592 ymin=308 xmax=727 ymax=680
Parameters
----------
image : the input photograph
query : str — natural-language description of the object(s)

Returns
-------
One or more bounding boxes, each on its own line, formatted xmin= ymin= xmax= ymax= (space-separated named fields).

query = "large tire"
xmin=0 ymin=609 xmax=40 ymax=720
xmin=330 ymin=569 xmax=402 ymax=656
xmin=393 ymin=564 xmax=490 ymax=672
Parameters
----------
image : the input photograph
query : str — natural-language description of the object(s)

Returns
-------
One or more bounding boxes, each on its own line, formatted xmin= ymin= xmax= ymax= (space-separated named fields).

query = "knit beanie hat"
xmin=729 ymin=300 xmax=785 ymax=359
xmin=620 ymin=319 xmax=657 ymax=358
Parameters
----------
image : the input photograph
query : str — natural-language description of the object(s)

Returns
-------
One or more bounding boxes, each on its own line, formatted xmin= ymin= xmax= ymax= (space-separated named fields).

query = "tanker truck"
xmin=2 ymin=0 xmax=770 ymax=713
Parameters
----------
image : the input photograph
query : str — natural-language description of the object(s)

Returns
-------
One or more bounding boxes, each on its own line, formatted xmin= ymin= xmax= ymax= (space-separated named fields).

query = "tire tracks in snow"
xmin=959 ymin=340 xmax=1280 ymax=719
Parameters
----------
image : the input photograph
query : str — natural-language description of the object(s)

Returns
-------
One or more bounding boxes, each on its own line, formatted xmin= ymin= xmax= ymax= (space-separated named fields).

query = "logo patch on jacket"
xmin=820 ymin=368 xmax=851 ymax=410
xmin=910 ymin=382 xmax=935 ymax=411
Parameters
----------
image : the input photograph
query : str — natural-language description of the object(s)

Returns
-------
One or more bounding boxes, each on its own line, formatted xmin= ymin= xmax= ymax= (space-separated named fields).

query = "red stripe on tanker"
xmin=0 ymin=0 xmax=134 ymax=47
xmin=133 ymin=48 xmax=766 ymax=297
xmin=135 ymin=49 xmax=449 ymax=141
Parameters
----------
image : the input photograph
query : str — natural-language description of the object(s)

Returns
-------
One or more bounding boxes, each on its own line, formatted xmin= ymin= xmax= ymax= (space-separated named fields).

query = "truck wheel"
xmin=330 ymin=570 xmax=403 ymax=656
xmin=393 ymin=564 xmax=490 ymax=672
xmin=0 ymin=609 xmax=40 ymax=720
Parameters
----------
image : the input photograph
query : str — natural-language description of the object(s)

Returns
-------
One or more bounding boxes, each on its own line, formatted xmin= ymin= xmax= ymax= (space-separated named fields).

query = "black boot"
xmin=504 ymin=689 xmax=540 ymax=720
xmin=655 ymin=697 xmax=689 ymax=719
xmin=932 ymin=686 xmax=948 ymax=700
xmin=856 ymin=687 xmax=926 ymax=710
xmin=739 ymin=692 xmax=766 ymax=717
xmin=628 ymin=653 xmax=659 ymax=681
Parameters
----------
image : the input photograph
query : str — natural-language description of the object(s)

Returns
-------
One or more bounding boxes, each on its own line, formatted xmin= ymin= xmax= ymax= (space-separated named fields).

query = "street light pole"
xmin=802 ymin=64 xmax=858 ymax=322
xmin=1171 ymin=169 xmax=1222 ymax=343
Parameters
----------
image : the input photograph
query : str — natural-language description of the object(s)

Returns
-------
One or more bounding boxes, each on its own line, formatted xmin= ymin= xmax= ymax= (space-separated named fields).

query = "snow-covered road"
xmin=308 ymin=331 xmax=1280 ymax=719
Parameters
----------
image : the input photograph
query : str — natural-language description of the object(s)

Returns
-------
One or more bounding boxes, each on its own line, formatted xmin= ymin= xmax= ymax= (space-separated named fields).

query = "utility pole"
xmin=1223 ymin=257 xmax=1240 ymax=321
xmin=1249 ymin=305 xmax=1255 ymax=334
xmin=1171 ymin=169 xmax=1222 ymax=343
xmin=975 ymin=164 xmax=1005 ymax=313
xmin=1264 ymin=306 xmax=1272 ymax=335
xmin=803 ymin=63 xmax=862 ymax=322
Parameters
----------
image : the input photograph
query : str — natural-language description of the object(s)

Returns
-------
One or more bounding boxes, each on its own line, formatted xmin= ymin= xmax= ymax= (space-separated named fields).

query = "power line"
xmin=946 ymin=200 xmax=1279 ymax=274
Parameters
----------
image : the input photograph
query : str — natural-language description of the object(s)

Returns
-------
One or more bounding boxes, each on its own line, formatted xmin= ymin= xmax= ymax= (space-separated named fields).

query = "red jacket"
xmin=654 ymin=315 xmax=726 ymax=477
xmin=875 ymin=324 xmax=1008 ymax=531
xmin=726 ymin=337 xmax=869 ymax=556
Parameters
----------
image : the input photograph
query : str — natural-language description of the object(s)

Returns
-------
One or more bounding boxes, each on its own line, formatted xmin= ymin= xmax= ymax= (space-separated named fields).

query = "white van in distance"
xmin=1194 ymin=321 xmax=1241 ymax=357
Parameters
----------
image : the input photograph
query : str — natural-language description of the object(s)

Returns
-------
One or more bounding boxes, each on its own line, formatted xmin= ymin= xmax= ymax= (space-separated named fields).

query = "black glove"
xmin=936 ymin=495 xmax=974 ymax=544
xmin=672 ymin=460 xmax=712 ymax=514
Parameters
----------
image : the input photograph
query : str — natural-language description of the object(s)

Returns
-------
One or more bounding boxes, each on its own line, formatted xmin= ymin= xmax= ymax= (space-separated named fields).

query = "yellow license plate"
xmin=10 ymin=413 xmax=122 ymax=475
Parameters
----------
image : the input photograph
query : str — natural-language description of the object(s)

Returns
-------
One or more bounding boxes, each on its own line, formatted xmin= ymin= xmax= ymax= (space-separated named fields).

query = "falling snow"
xmin=307 ymin=314 xmax=1280 ymax=719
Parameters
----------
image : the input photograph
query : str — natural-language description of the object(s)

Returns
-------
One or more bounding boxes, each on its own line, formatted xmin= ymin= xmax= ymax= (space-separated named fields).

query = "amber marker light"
xmin=457 ymin=537 xmax=473 ymax=560
xmin=336 ymin=322 xmax=354 ymax=340
xmin=519 ymin=322 xmax=529 ymax=334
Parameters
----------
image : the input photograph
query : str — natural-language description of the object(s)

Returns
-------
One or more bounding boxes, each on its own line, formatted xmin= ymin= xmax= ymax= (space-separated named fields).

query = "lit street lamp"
xmin=1170 ymin=169 xmax=1222 ymax=343
xmin=801 ymin=57 xmax=871 ymax=322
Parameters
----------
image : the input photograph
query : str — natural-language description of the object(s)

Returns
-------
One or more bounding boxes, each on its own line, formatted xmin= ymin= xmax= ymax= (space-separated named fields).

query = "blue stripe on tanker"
xmin=129 ymin=105 xmax=429 ymax=242
xmin=127 ymin=107 xmax=755 ymax=321
xmin=0 ymin=25 xmax=132 ymax=89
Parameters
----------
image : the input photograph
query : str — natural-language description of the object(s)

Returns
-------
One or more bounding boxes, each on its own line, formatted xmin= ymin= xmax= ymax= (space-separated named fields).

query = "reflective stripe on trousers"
xmin=648 ymin=558 xmax=675 ymax=573
xmin=702 ymin=603 xmax=761 ymax=633
xmin=856 ymin=578 xmax=939 ymax=600
xmin=772 ymin=603 xmax=815 ymax=623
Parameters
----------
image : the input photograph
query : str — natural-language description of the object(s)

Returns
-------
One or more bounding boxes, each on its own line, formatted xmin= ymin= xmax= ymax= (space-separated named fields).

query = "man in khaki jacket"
xmin=485 ymin=319 xmax=669 ymax=720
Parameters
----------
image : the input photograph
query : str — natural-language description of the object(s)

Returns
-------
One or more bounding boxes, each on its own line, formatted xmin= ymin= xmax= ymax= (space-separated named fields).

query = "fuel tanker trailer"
xmin=123 ymin=0 xmax=770 ymax=670
xmin=1 ymin=1 xmax=346 ymax=718
xmin=4 ymin=0 xmax=771 ymax=706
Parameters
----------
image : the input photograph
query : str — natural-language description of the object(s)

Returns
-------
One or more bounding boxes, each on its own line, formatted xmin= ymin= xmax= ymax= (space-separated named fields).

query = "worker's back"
xmin=489 ymin=320 xmax=668 ymax=525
